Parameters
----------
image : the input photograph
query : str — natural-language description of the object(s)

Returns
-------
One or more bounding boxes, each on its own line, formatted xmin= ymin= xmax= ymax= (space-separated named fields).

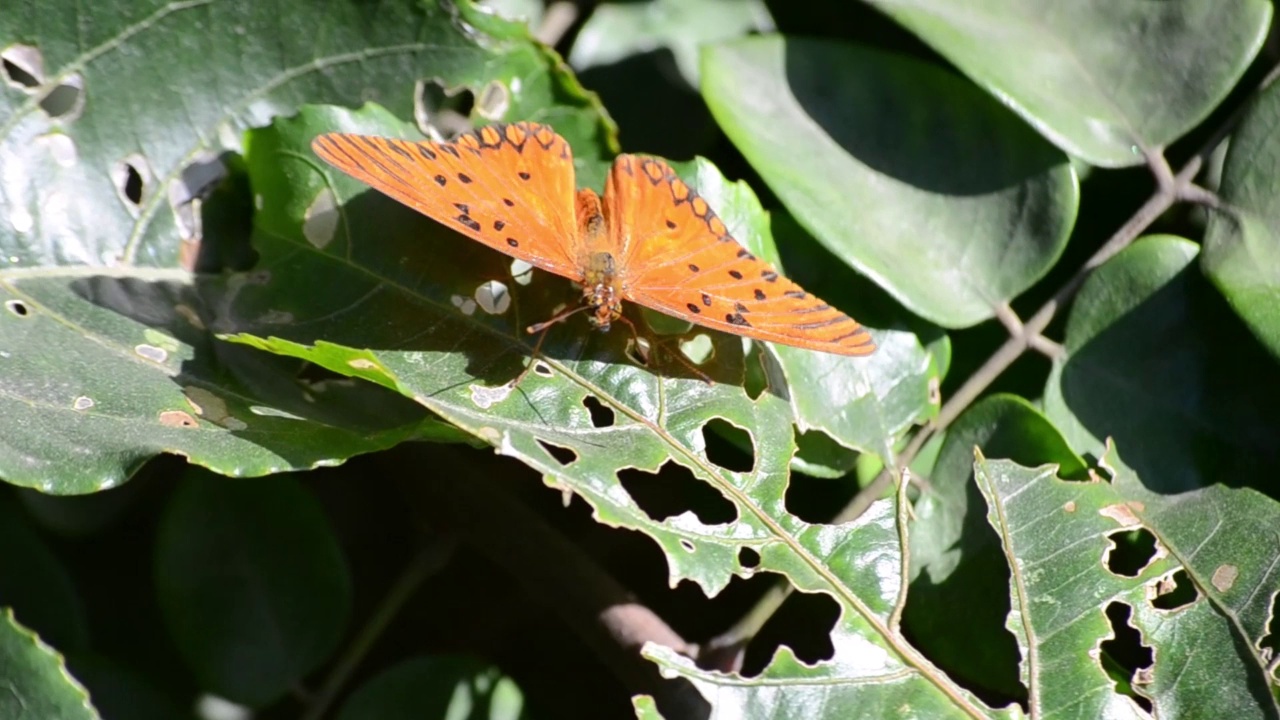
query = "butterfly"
xmin=311 ymin=122 xmax=875 ymax=361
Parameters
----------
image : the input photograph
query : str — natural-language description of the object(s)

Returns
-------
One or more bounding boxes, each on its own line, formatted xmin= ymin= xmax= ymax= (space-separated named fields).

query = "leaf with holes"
xmin=973 ymin=454 xmax=1279 ymax=718
xmin=0 ymin=0 xmax=612 ymax=492
xmin=905 ymin=394 xmax=1085 ymax=700
xmin=1044 ymin=235 xmax=1280 ymax=494
xmin=702 ymin=37 xmax=1079 ymax=329
xmin=870 ymin=0 xmax=1271 ymax=168
xmin=221 ymin=105 xmax=1017 ymax=716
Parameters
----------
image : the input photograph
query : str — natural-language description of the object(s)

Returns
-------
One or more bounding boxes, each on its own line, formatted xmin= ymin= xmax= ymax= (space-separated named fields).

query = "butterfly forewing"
xmin=311 ymin=123 xmax=581 ymax=280
xmin=604 ymin=155 xmax=875 ymax=356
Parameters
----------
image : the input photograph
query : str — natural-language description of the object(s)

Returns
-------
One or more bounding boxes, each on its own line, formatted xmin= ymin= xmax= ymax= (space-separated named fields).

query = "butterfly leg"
xmin=526 ymin=303 xmax=591 ymax=334
xmin=507 ymin=303 xmax=592 ymax=387
xmin=506 ymin=322 xmax=557 ymax=389
xmin=615 ymin=314 xmax=713 ymax=385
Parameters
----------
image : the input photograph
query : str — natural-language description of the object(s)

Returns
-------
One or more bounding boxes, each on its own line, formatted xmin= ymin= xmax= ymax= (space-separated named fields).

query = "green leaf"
xmin=1044 ymin=235 xmax=1280 ymax=492
xmin=0 ymin=0 xmax=608 ymax=492
xmin=570 ymin=0 xmax=774 ymax=87
xmin=0 ymin=608 xmax=97 ymax=720
xmin=974 ymin=455 xmax=1279 ymax=717
xmin=154 ymin=470 xmax=351 ymax=706
xmin=631 ymin=695 xmax=665 ymax=720
xmin=1203 ymin=77 xmax=1280 ymax=360
xmin=336 ymin=656 xmax=528 ymax=720
xmin=702 ymin=36 xmax=1078 ymax=328
xmin=905 ymin=395 xmax=1085 ymax=699
xmin=873 ymin=1 xmax=1271 ymax=167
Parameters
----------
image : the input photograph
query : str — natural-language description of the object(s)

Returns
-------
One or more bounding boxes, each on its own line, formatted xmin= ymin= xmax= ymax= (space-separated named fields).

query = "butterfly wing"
xmin=604 ymin=156 xmax=875 ymax=356
xmin=312 ymin=122 xmax=580 ymax=280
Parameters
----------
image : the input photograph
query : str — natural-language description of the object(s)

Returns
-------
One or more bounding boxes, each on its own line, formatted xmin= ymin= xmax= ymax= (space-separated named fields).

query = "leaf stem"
xmin=301 ymin=539 xmax=453 ymax=720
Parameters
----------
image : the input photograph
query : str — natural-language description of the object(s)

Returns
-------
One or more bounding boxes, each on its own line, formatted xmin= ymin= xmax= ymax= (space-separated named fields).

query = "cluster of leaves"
xmin=1 ymin=0 xmax=1278 ymax=718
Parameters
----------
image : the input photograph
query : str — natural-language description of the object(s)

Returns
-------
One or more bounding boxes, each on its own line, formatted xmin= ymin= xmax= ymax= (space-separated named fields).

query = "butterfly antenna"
xmin=526 ymin=303 xmax=590 ymax=334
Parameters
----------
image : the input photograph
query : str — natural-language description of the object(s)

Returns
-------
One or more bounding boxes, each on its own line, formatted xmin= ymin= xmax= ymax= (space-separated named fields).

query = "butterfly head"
xmin=583 ymin=251 xmax=623 ymax=332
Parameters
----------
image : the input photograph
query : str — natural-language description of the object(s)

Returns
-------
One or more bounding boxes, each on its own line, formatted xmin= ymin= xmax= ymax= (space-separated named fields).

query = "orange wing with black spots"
xmin=603 ymin=155 xmax=875 ymax=356
xmin=311 ymin=122 xmax=581 ymax=279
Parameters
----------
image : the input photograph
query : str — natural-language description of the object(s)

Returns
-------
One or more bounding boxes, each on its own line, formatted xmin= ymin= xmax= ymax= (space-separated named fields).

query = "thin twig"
xmin=301 ymin=540 xmax=455 ymax=720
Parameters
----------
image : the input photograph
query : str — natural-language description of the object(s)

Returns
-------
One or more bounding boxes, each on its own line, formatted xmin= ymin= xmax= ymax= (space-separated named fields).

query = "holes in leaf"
xmin=582 ymin=395 xmax=614 ymax=428
xmin=1099 ymin=602 xmax=1154 ymax=713
xmin=6 ymin=300 xmax=30 ymax=317
xmin=617 ymin=461 xmax=737 ymax=524
xmin=113 ymin=155 xmax=151 ymax=210
xmin=475 ymin=79 xmax=510 ymax=120
xmin=1 ymin=45 xmax=42 ymax=88
xmin=741 ymin=582 xmax=838 ymax=677
xmin=40 ymin=73 xmax=83 ymax=119
xmin=415 ymin=78 xmax=475 ymax=140
xmin=536 ymin=438 xmax=577 ymax=466
xmin=1 ymin=46 xmax=82 ymax=120
xmin=738 ymin=547 xmax=760 ymax=570
xmin=1151 ymin=569 xmax=1198 ymax=611
xmin=532 ymin=361 xmax=553 ymax=378
xmin=1261 ymin=595 xmax=1278 ymax=673
xmin=701 ymin=418 xmax=754 ymax=474
xmin=1105 ymin=528 xmax=1157 ymax=577
xmin=625 ymin=336 xmax=651 ymax=367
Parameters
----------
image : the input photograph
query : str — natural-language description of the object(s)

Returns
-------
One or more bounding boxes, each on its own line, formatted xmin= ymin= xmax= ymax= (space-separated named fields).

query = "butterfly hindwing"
xmin=312 ymin=123 xmax=580 ymax=280
xmin=603 ymin=155 xmax=875 ymax=356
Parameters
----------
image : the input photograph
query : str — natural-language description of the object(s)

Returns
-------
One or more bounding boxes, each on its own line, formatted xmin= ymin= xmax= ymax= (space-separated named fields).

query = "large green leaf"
xmin=702 ymin=36 xmax=1078 ymax=328
xmin=1044 ymin=235 xmax=1280 ymax=492
xmin=1203 ymin=76 xmax=1280 ymax=360
xmin=906 ymin=395 xmax=1085 ymax=699
xmin=975 ymin=456 xmax=1279 ymax=717
xmin=154 ymin=470 xmax=351 ymax=706
xmin=569 ymin=0 xmax=773 ymax=87
xmin=0 ymin=609 xmax=97 ymax=720
xmin=0 ymin=0 xmax=610 ymax=492
xmin=223 ymin=104 xmax=1005 ymax=716
xmin=873 ymin=1 xmax=1271 ymax=167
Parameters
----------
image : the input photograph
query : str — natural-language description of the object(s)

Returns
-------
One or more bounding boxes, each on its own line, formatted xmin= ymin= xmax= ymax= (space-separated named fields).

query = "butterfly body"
xmin=311 ymin=122 xmax=875 ymax=357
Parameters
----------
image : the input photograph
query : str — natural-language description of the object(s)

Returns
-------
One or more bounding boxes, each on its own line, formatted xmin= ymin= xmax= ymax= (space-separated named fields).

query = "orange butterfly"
xmin=311 ymin=122 xmax=874 ymax=358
